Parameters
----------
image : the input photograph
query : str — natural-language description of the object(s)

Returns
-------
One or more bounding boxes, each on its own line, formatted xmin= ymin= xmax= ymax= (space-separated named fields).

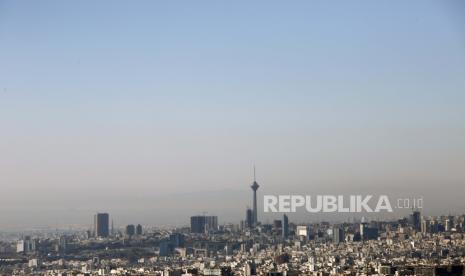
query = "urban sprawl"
xmin=1 ymin=179 xmax=465 ymax=276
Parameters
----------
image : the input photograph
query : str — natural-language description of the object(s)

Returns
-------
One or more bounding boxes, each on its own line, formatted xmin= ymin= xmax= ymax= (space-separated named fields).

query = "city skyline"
xmin=1 ymin=0 xmax=465 ymax=229
xmin=0 ymin=182 xmax=448 ymax=231
xmin=1 ymin=1 xmax=465 ymax=274
xmin=5 ymin=207 xmax=465 ymax=275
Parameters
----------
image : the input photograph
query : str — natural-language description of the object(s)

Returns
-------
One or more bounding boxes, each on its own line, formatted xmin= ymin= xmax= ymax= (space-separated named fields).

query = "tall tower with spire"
xmin=250 ymin=166 xmax=260 ymax=226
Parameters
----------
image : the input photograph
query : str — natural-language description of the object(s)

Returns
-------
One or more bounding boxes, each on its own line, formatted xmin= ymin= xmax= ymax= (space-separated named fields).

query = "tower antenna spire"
xmin=253 ymin=164 xmax=256 ymax=182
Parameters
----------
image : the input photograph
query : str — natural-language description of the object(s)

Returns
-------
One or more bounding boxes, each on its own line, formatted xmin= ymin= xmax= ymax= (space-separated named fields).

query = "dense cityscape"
xmin=1 ymin=180 xmax=465 ymax=276
xmin=2 ymin=0 xmax=465 ymax=275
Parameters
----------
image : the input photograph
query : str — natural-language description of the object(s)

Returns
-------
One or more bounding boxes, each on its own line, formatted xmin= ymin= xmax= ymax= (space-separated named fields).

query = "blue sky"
xmin=0 ymin=1 xmax=465 ymax=228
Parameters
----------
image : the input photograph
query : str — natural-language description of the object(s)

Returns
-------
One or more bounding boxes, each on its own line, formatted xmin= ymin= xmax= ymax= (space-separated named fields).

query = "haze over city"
xmin=1 ymin=1 xmax=465 ymax=230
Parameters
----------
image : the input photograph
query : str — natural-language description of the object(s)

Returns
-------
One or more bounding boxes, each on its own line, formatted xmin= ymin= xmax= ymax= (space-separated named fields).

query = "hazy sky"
xmin=1 ymin=1 xmax=465 ymax=229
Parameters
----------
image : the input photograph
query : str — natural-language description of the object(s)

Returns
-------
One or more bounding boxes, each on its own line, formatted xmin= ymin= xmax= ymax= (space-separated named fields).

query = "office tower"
xmin=94 ymin=213 xmax=110 ymax=238
xmin=421 ymin=218 xmax=430 ymax=234
xmin=360 ymin=223 xmax=365 ymax=237
xmin=410 ymin=210 xmax=421 ymax=231
xmin=17 ymin=236 xmax=36 ymax=253
xmin=360 ymin=223 xmax=378 ymax=240
xmin=191 ymin=216 xmax=204 ymax=233
xmin=282 ymin=214 xmax=289 ymax=239
xmin=190 ymin=215 xmax=218 ymax=233
xmin=126 ymin=224 xmax=135 ymax=236
xmin=204 ymin=216 xmax=218 ymax=232
xmin=136 ymin=224 xmax=143 ymax=235
xmin=333 ymin=226 xmax=344 ymax=244
xmin=246 ymin=208 xmax=253 ymax=228
xmin=170 ymin=233 xmax=185 ymax=247
xmin=250 ymin=166 xmax=260 ymax=226
xmin=445 ymin=218 xmax=452 ymax=231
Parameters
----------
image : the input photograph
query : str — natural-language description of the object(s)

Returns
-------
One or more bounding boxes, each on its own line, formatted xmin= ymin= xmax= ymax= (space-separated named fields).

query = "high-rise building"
xmin=94 ymin=213 xmax=109 ymax=238
xmin=421 ymin=219 xmax=430 ymax=233
xmin=333 ymin=226 xmax=344 ymax=244
xmin=17 ymin=237 xmax=34 ymax=253
xmin=246 ymin=208 xmax=253 ymax=228
xmin=190 ymin=215 xmax=218 ymax=233
xmin=250 ymin=166 xmax=260 ymax=226
xmin=126 ymin=224 xmax=135 ymax=236
xmin=282 ymin=214 xmax=289 ymax=239
xmin=410 ymin=210 xmax=421 ymax=231
xmin=205 ymin=216 xmax=218 ymax=232
xmin=360 ymin=223 xmax=378 ymax=240
xmin=445 ymin=217 xmax=452 ymax=231
xmin=170 ymin=233 xmax=185 ymax=247
xmin=136 ymin=224 xmax=143 ymax=235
